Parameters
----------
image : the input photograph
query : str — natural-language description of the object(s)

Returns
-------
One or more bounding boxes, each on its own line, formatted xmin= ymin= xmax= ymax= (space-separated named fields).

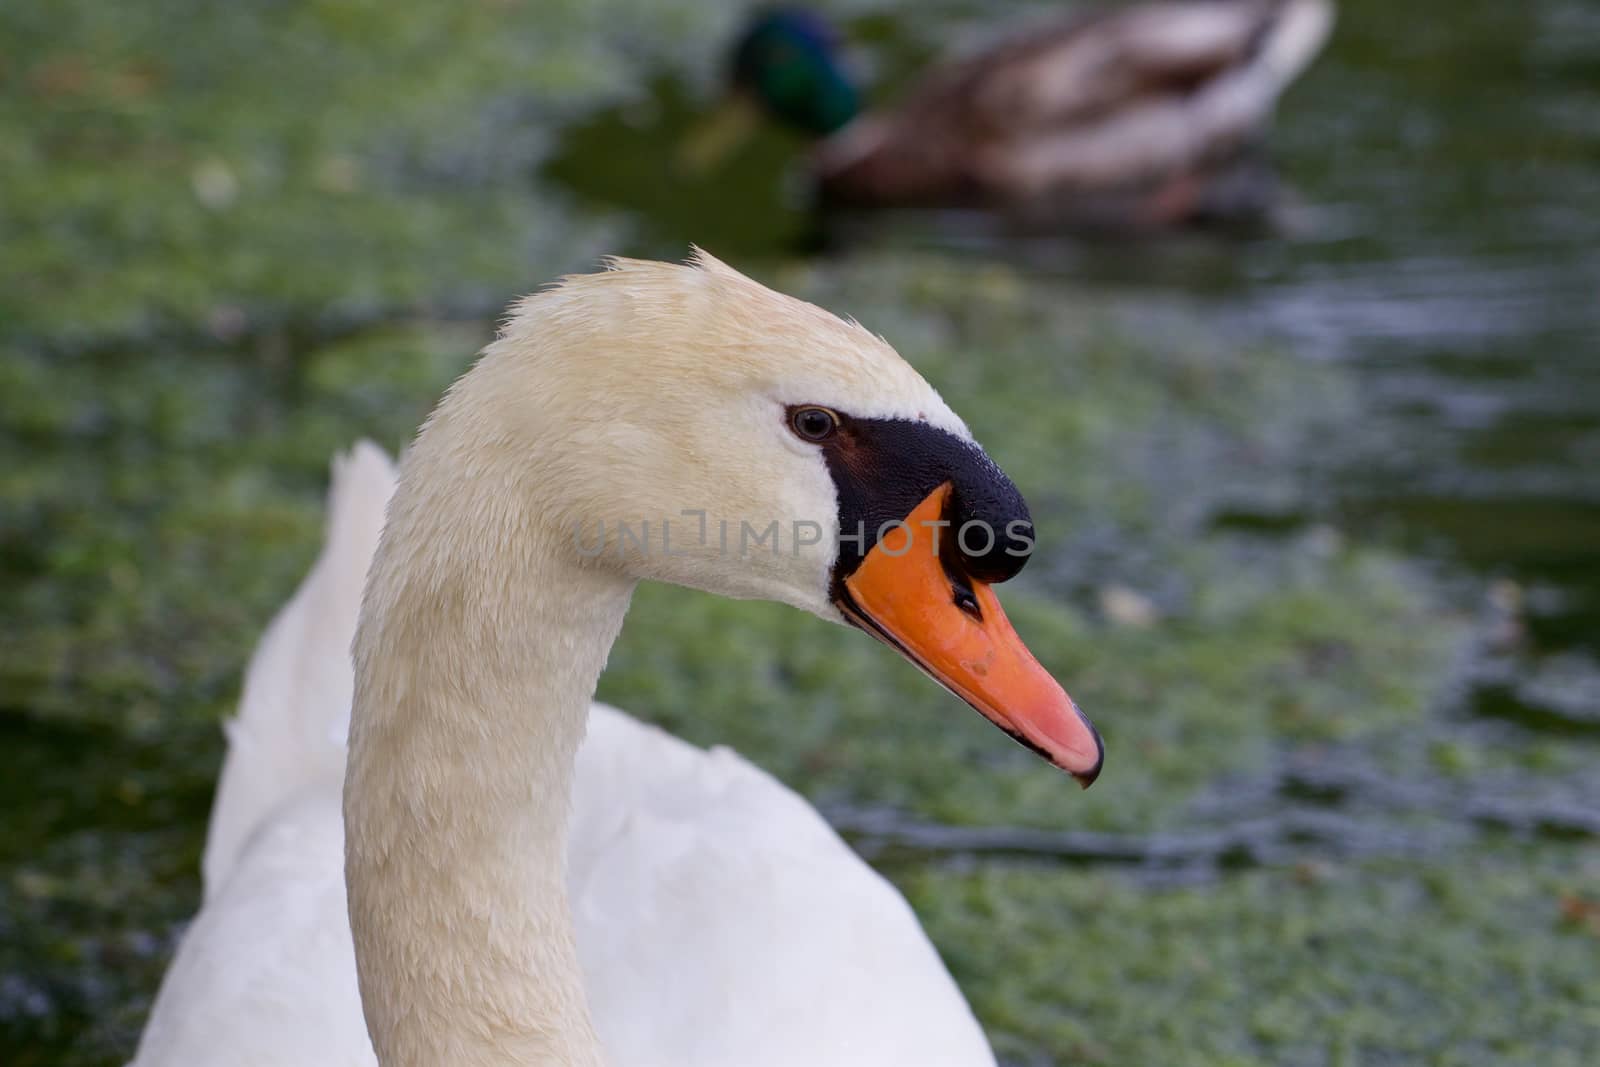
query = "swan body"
xmin=134 ymin=253 xmax=1100 ymax=1066
xmin=135 ymin=447 xmax=991 ymax=1066
xmin=723 ymin=1 xmax=1335 ymax=227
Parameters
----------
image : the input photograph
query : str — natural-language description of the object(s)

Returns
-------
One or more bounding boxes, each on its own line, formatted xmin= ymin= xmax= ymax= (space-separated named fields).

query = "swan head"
xmin=421 ymin=250 xmax=1102 ymax=784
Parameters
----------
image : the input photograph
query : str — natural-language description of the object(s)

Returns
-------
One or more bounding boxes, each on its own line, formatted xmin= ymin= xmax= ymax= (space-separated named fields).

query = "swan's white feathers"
xmin=135 ymin=794 xmax=370 ymax=1066
xmin=571 ymin=706 xmax=992 ymax=1066
xmin=202 ymin=441 xmax=397 ymax=899
xmin=140 ymin=703 xmax=994 ymax=1066
xmin=504 ymin=247 xmax=967 ymax=433
xmin=137 ymin=256 xmax=999 ymax=1066
xmin=413 ymin=250 xmax=970 ymax=619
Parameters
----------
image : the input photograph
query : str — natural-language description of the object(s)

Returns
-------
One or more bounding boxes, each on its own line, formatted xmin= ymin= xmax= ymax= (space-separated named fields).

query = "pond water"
xmin=547 ymin=0 xmax=1600 ymax=725
xmin=6 ymin=0 xmax=1599 ymax=1062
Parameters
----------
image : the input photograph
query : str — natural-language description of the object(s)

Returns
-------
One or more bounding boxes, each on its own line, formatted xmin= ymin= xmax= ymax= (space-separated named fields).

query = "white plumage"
xmin=134 ymin=255 xmax=1002 ymax=1066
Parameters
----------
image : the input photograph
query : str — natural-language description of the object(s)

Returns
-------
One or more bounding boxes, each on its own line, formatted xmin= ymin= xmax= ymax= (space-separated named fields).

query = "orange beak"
xmin=835 ymin=484 xmax=1104 ymax=786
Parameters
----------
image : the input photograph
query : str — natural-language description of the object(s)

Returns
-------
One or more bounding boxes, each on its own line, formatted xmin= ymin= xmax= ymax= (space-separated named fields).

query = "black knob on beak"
xmin=943 ymin=446 xmax=1033 ymax=585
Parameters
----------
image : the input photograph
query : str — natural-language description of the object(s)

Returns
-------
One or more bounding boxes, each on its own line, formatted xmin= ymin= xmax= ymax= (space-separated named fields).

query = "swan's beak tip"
xmin=1032 ymin=693 xmax=1102 ymax=788
xmin=1070 ymin=717 xmax=1105 ymax=789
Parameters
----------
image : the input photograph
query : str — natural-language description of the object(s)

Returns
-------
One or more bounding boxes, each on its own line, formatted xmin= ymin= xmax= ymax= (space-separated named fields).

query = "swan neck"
xmin=345 ymin=460 xmax=633 ymax=1067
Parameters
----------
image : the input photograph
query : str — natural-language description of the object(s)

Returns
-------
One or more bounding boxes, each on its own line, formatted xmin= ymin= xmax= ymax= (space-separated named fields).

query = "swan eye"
xmin=790 ymin=406 xmax=838 ymax=442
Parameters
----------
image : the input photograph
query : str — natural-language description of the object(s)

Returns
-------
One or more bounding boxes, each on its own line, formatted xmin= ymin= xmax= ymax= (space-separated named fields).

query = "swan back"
xmin=570 ymin=705 xmax=995 ymax=1066
xmin=202 ymin=441 xmax=397 ymax=898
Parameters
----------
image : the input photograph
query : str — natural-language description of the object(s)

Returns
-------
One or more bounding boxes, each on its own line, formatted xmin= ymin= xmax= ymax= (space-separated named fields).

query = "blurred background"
xmin=2 ymin=1 xmax=1597 ymax=1064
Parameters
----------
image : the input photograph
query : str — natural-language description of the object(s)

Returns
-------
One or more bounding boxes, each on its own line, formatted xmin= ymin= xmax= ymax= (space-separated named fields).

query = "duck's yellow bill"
xmin=677 ymin=92 xmax=762 ymax=174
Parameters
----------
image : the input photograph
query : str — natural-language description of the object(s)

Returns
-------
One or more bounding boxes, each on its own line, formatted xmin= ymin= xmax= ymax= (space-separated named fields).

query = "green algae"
xmin=3 ymin=0 xmax=1598 ymax=1065
xmin=0 ymin=0 xmax=749 ymax=338
xmin=906 ymin=848 xmax=1600 ymax=1066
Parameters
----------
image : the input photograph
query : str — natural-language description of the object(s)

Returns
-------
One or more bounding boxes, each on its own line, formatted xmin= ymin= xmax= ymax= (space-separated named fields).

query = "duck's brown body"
xmin=813 ymin=0 xmax=1333 ymax=229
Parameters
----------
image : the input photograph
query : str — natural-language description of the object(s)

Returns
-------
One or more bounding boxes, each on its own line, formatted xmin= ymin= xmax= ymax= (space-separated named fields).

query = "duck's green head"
xmin=730 ymin=9 xmax=859 ymax=137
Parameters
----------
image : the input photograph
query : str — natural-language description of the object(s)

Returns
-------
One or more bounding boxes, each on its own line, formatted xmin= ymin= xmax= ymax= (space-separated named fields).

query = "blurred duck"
xmin=132 ymin=253 xmax=1102 ymax=1067
xmin=688 ymin=1 xmax=1335 ymax=229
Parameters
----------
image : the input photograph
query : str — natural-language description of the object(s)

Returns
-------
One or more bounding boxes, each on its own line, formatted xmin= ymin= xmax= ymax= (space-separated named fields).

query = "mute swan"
xmin=132 ymin=251 xmax=1102 ymax=1067
xmin=691 ymin=1 xmax=1335 ymax=227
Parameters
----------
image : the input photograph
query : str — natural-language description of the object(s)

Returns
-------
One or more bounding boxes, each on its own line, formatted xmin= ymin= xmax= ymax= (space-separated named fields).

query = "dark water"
xmin=547 ymin=0 xmax=1600 ymax=718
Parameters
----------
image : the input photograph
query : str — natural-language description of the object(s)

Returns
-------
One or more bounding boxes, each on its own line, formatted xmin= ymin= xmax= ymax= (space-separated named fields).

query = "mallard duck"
xmin=132 ymin=253 xmax=1102 ymax=1067
xmin=692 ymin=1 xmax=1334 ymax=229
